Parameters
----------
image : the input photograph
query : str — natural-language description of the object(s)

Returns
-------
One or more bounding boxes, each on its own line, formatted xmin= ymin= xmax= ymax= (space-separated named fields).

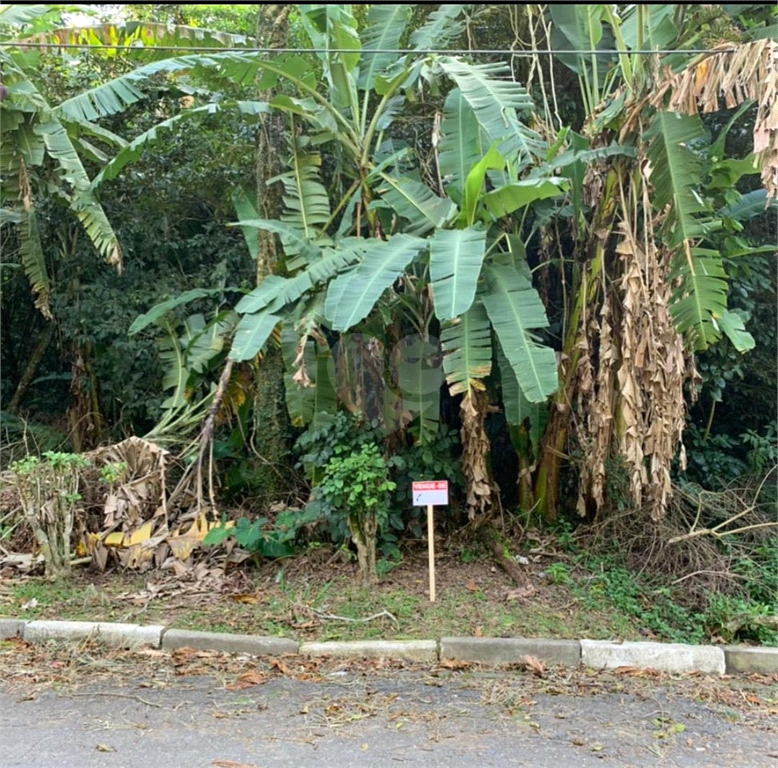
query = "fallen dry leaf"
xmin=522 ymin=655 xmax=546 ymax=677
xmin=226 ymin=669 xmax=266 ymax=690
xmin=505 ymin=584 xmax=537 ymax=601
xmin=96 ymin=744 xmax=116 ymax=753
xmin=212 ymin=761 xmax=259 ymax=768
xmin=229 ymin=594 xmax=258 ymax=604
xmin=135 ymin=648 xmax=167 ymax=658
xmin=438 ymin=657 xmax=471 ymax=670
xmin=614 ymin=666 xmax=659 ymax=677
xmin=291 ymin=621 xmax=318 ymax=630
xmin=270 ymin=658 xmax=292 ymax=676
xmin=466 ymin=580 xmax=478 ymax=592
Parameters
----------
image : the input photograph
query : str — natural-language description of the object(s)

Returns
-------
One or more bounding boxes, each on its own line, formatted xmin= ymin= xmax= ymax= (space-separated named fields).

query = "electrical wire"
xmin=0 ymin=43 xmax=738 ymax=56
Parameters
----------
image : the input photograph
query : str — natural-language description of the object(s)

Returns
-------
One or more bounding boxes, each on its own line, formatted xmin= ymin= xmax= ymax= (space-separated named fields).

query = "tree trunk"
xmin=248 ymin=4 xmax=294 ymax=507
xmin=478 ymin=522 xmax=529 ymax=586
xmin=460 ymin=389 xmax=495 ymax=517
xmin=349 ymin=514 xmax=378 ymax=586
xmin=66 ymin=346 xmax=103 ymax=452
xmin=533 ymin=168 xmax=619 ymax=521
xmin=6 ymin=322 xmax=54 ymax=414
xmin=255 ymin=4 xmax=290 ymax=284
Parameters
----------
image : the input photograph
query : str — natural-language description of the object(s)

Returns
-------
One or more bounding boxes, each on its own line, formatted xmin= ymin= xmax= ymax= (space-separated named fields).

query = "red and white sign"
xmin=412 ymin=480 xmax=449 ymax=507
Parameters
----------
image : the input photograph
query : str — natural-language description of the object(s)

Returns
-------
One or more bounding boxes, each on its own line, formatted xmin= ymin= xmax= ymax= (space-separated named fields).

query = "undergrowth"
xmin=550 ymin=511 xmax=777 ymax=646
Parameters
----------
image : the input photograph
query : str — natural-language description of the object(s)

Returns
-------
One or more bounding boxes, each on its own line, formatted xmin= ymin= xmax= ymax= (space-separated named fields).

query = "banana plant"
xmin=221 ymin=20 xmax=570 ymax=516
xmin=0 ymin=4 xmax=256 ymax=318
xmin=114 ymin=3 xmax=771 ymax=519
xmin=528 ymin=2 xmax=772 ymax=521
xmin=93 ymin=5 xmax=554 ymax=511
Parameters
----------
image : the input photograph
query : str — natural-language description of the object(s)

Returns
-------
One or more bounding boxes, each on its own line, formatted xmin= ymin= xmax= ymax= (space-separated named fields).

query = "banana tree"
xmin=527 ymin=2 xmax=773 ymax=521
xmin=0 ymin=5 xmax=125 ymax=318
xmin=216 ymin=5 xmax=573 ymax=515
xmin=0 ymin=5 xmax=257 ymax=311
xmin=113 ymin=3 xmax=567 ymax=512
xmin=0 ymin=4 xmax=260 ymax=427
xmin=114 ymin=2 xmax=771 ymax=523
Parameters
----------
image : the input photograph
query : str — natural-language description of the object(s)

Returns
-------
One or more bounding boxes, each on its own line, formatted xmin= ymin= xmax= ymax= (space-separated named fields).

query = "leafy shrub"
xmin=316 ymin=443 xmax=396 ymax=585
xmin=704 ymin=593 xmax=777 ymax=645
xmin=681 ymin=423 xmax=749 ymax=487
xmin=296 ymin=413 xmax=464 ymax=543
xmin=580 ymin=561 xmax=705 ymax=644
xmin=741 ymin=423 xmax=777 ymax=475
xmin=11 ymin=451 xmax=92 ymax=578
xmin=389 ymin=424 xmax=464 ymax=535
xmin=295 ymin=412 xmax=382 ymax=484
xmin=203 ymin=507 xmax=320 ymax=561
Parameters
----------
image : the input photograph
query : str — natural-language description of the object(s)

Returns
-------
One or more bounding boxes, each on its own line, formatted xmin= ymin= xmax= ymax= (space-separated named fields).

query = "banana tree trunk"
xmin=533 ymin=168 xmax=620 ymax=521
xmin=249 ymin=5 xmax=294 ymax=506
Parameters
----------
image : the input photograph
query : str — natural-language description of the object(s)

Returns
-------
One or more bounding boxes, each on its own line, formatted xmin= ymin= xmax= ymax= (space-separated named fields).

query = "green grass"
xmin=3 ymin=539 xmax=774 ymax=646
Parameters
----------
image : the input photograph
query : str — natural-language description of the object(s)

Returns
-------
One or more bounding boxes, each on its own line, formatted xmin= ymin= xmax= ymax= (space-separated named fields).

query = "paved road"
xmin=2 ymin=662 xmax=777 ymax=767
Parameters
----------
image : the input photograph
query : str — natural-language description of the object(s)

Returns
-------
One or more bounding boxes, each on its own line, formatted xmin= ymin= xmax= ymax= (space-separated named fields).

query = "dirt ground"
xmin=1 ymin=541 xmax=640 ymax=644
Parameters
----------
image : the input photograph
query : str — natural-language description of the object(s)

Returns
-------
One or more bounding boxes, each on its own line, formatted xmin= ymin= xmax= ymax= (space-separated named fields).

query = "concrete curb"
xmin=300 ymin=639 xmax=438 ymax=662
xmin=441 ymin=637 xmax=581 ymax=667
xmin=723 ymin=645 xmax=778 ymax=675
xmin=0 ymin=618 xmax=25 ymax=639
xmin=161 ymin=628 xmax=297 ymax=656
xmin=3 ymin=618 xmax=776 ymax=674
xmin=580 ymin=639 xmax=726 ymax=675
xmin=22 ymin=620 xmax=164 ymax=650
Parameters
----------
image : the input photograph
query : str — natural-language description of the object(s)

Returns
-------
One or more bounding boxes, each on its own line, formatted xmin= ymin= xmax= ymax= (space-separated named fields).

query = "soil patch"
xmin=2 ymin=542 xmax=630 ymax=643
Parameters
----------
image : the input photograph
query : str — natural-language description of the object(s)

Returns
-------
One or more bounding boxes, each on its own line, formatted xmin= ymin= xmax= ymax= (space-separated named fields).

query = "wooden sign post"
xmin=412 ymin=481 xmax=449 ymax=603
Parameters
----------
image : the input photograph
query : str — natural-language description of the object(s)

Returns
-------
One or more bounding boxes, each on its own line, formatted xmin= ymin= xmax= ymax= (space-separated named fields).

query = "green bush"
xmin=11 ymin=451 xmax=92 ymax=578
xmin=317 ymin=443 xmax=396 ymax=585
xmin=704 ymin=593 xmax=777 ymax=645
xmin=295 ymin=413 xmax=464 ymax=545
xmin=203 ymin=507 xmax=320 ymax=561
xmin=295 ymin=412 xmax=382 ymax=484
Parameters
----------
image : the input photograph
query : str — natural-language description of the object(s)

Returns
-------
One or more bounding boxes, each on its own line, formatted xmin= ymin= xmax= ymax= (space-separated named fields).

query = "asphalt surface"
xmin=3 ymin=667 xmax=777 ymax=767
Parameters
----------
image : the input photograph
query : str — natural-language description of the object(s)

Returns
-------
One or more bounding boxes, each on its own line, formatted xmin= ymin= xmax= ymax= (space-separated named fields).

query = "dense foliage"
xmin=1 ymin=5 xmax=775 ymax=621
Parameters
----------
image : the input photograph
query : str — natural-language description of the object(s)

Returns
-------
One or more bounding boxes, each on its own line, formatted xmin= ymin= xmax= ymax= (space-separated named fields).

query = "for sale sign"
xmin=412 ymin=480 xmax=449 ymax=507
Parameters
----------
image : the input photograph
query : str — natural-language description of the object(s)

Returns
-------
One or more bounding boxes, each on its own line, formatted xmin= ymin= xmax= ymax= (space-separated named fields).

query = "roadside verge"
xmin=2 ymin=617 xmax=776 ymax=675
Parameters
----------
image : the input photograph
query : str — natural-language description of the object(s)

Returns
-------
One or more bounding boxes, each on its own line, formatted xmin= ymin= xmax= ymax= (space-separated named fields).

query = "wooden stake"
xmin=427 ymin=503 xmax=436 ymax=602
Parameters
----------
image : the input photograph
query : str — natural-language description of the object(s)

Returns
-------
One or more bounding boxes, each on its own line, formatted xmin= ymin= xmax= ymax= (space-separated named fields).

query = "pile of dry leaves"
xmin=1 ymin=436 xmax=248 ymax=580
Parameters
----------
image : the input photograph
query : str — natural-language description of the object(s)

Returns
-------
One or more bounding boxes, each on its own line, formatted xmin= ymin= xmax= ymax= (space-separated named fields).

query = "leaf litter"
xmin=2 ymin=633 xmax=776 ymax=735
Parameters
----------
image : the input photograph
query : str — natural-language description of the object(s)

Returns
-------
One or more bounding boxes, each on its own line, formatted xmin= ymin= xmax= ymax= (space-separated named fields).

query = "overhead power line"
xmin=0 ymin=43 xmax=737 ymax=56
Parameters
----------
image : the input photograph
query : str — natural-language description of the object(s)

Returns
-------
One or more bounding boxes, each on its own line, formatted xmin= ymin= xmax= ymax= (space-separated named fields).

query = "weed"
xmin=204 ymin=506 xmax=320 ymax=561
xmin=376 ymin=552 xmax=403 ymax=576
xmin=704 ymin=593 xmax=777 ymax=644
xmin=553 ymin=519 xmax=578 ymax=553
xmin=546 ymin=562 xmax=572 ymax=585
xmin=99 ymin=461 xmax=128 ymax=485
xmin=575 ymin=558 xmax=706 ymax=643
xmin=461 ymin=546 xmax=484 ymax=564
